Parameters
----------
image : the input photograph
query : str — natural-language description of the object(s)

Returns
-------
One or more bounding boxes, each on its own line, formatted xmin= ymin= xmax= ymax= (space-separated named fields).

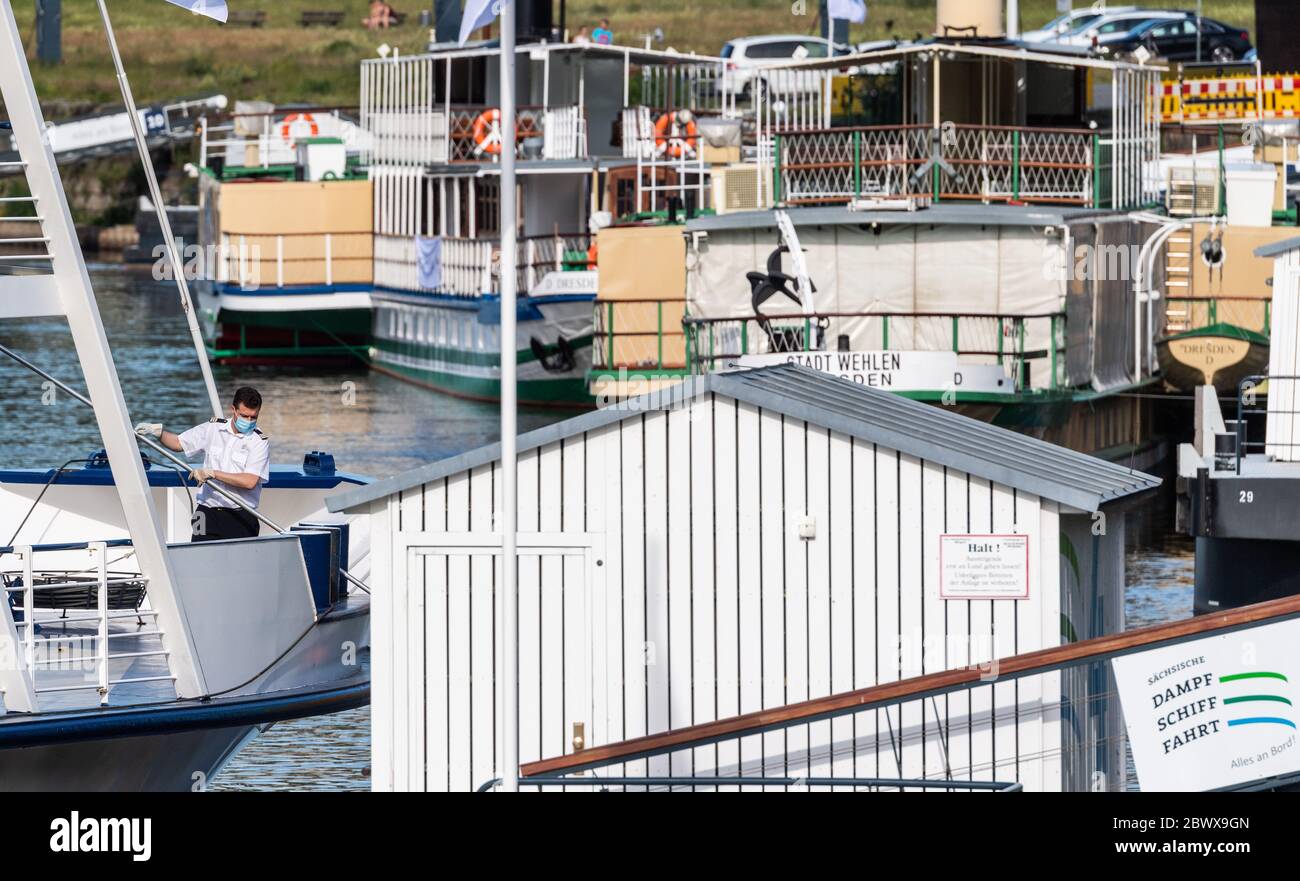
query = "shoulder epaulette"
xmin=209 ymin=417 xmax=227 ymax=424
xmin=253 ymin=428 xmax=270 ymax=441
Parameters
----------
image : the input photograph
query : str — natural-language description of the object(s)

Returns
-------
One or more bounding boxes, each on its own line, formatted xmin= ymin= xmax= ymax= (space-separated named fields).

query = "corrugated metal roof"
xmin=686 ymin=204 xmax=1125 ymax=234
xmin=327 ymin=364 xmax=1160 ymax=514
xmin=1255 ymin=236 xmax=1300 ymax=259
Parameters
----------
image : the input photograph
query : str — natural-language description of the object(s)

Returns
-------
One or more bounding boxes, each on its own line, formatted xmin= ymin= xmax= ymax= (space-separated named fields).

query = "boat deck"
xmin=2 ymin=593 xmax=370 ymax=716
xmin=3 ymin=605 xmax=176 ymax=714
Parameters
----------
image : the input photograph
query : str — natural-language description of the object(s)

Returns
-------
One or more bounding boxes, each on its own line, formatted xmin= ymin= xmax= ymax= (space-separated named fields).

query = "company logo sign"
xmin=1112 ymin=619 xmax=1300 ymax=791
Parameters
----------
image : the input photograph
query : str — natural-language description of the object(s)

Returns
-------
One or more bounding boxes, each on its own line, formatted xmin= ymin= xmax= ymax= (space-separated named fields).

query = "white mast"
xmin=0 ymin=0 xmax=206 ymax=696
xmin=498 ymin=1 xmax=520 ymax=793
xmin=95 ymin=0 xmax=223 ymax=418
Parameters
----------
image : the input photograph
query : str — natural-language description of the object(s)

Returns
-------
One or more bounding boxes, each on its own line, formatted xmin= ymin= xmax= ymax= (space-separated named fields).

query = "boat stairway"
xmin=0 ymin=540 xmax=177 ymax=715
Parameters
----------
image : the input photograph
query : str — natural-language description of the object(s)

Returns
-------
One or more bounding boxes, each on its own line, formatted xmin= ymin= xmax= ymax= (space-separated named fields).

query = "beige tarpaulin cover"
xmin=687 ymin=221 xmax=1065 ymax=383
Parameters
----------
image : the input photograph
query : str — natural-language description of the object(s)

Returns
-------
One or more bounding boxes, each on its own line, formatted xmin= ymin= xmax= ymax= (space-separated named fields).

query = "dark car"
xmin=1098 ymin=15 xmax=1253 ymax=62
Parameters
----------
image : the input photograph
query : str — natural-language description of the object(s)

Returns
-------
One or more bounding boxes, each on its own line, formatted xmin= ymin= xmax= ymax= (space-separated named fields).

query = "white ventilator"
xmin=774 ymin=210 xmax=815 ymax=315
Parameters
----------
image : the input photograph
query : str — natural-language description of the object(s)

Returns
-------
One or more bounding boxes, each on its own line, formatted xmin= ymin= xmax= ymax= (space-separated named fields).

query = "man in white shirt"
xmin=135 ymin=387 xmax=271 ymax=542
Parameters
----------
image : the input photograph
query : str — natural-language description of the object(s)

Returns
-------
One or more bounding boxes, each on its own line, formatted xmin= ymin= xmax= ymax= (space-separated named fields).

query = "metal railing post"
xmin=20 ymin=546 xmax=33 ymax=671
xmin=773 ymin=134 xmax=782 ymax=205
xmin=607 ymin=302 xmax=615 ymax=369
xmin=1050 ymin=315 xmax=1058 ymax=390
xmin=1092 ymin=134 xmax=1101 ymax=209
xmin=93 ymin=541 xmax=108 ymax=705
xmin=1012 ymin=130 xmax=1021 ymax=201
xmin=853 ymin=130 xmax=862 ymax=199
xmin=657 ymin=301 xmax=664 ymax=369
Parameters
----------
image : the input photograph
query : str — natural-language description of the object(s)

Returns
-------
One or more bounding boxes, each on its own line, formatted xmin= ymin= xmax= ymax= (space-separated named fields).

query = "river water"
xmin=0 ymin=265 xmax=1197 ymax=790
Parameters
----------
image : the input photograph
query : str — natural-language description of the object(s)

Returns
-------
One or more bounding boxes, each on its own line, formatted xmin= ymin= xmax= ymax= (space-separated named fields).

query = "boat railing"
xmin=593 ymin=298 xmax=689 ymax=375
xmin=374 ymin=231 xmax=592 ymax=297
xmin=504 ymin=592 xmax=1300 ymax=792
xmin=679 ymin=310 xmax=1065 ymax=392
xmin=1162 ymin=295 xmax=1271 ymax=336
xmin=199 ymin=109 xmax=359 ymax=174
xmin=772 ymin=124 xmax=1099 ymax=208
xmin=1236 ymin=374 xmax=1300 ymax=469
xmin=216 ymin=229 xmax=367 ymax=290
xmin=366 ymin=103 xmax=584 ymax=164
xmin=0 ymin=540 xmax=171 ymax=712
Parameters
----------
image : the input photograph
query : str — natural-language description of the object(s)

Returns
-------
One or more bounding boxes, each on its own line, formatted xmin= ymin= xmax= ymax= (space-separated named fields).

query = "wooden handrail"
xmin=520 ymin=592 xmax=1300 ymax=779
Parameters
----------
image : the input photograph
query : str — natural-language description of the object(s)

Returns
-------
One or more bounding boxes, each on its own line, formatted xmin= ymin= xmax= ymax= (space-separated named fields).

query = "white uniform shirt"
xmin=177 ymin=419 xmax=271 ymax=510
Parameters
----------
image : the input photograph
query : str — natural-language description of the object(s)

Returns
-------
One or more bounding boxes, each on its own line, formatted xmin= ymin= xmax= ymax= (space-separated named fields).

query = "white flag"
xmin=162 ymin=0 xmax=229 ymax=22
xmin=828 ymin=0 xmax=867 ymax=24
xmin=459 ymin=0 xmax=512 ymax=45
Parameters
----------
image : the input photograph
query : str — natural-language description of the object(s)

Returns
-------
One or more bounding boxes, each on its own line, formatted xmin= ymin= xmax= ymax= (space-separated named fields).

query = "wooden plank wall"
xmin=374 ymin=392 xmax=1070 ymax=791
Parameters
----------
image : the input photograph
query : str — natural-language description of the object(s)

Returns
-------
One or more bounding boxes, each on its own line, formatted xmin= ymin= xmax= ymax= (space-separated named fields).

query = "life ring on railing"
xmin=472 ymin=108 xmax=505 ymax=156
xmin=586 ymin=241 xmax=598 ymax=269
xmin=653 ymin=110 xmax=698 ymax=159
xmin=279 ymin=112 xmax=320 ymax=146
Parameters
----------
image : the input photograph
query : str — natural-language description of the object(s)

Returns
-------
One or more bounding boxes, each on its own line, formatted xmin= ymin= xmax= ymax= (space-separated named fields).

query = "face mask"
xmin=234 ymin=416 xmax=256 ymax=435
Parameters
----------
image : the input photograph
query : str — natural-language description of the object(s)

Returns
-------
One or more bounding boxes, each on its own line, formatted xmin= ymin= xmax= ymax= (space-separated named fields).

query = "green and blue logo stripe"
xmin=1222 ymin=672 xmax=1295 ymax=730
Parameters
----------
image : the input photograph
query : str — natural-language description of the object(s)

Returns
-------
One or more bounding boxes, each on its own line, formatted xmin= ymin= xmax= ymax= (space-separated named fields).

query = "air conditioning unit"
xmin=712 ymin=164 xmax=773 ymax=215
xmin=1167 ymin=167 xmax=1220 ymax=217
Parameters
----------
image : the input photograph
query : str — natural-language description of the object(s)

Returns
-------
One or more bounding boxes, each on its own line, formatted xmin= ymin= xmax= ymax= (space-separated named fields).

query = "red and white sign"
xmin=939 ymin=534 xmax=1029 ymax=600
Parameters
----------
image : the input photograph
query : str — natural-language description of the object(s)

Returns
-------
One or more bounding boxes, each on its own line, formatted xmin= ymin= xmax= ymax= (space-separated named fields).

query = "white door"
xmin=397 ymin=533 xmax=601 ymax=791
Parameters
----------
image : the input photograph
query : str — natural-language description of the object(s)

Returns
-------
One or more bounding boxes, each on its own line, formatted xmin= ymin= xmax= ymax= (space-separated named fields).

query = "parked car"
xmin=721 ymin=34 xmax=852 ymax=95
xmin=1021 ymin=5 xmax=1136 ymax=42
xmin=1099 ymin=15 xmax=1254 ymax=62
xmin=1050 ymin=10 xmax=1189 ymax=47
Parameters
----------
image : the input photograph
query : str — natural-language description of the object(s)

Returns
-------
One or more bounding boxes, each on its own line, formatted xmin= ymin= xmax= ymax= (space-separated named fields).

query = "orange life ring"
xmin=586 ymin=242 xmax=598 ymax=270
xmin=653 ymin=111 xmax=698 ymax=159
xmin=472 ymin=108 xmax=504 ymax=156
xmin=279 ymin=112 xmax=320 ymax=146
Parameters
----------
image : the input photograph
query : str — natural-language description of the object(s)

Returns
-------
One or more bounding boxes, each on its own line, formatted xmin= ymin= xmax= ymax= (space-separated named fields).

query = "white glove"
xmin=134 ymin=422 xmax=163 ymax=439
xmin=189 ymin=468 xmax=214 ymax=485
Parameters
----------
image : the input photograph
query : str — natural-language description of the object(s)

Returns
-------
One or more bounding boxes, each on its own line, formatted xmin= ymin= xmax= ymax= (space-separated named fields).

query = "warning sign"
xmin=939 ymin=534 xmax=1030 ymax=600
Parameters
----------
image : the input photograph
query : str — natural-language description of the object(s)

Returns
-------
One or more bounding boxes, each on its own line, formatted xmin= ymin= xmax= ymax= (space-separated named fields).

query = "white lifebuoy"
xmin=279 ymin=112 xmax=320 ymax=147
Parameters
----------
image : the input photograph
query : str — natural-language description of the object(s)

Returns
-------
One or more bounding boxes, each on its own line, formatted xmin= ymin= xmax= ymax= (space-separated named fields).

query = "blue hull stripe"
xmin=0 ymin=679 xmax=370 ymax=750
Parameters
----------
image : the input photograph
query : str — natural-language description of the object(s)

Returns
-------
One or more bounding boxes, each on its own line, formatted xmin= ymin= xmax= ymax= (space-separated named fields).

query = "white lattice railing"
xmin=776 ymin=125 xmax=1098 ymax=207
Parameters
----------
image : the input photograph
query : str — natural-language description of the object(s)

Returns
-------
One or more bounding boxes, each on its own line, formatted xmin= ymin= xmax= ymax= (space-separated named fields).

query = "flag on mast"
xmin=459 ymin=0 xmax=512 ymax=45
xmin=828 ymin=0 xmax=868 ymax=24
xmin=162 ymin=0 xmax=229 ymax=22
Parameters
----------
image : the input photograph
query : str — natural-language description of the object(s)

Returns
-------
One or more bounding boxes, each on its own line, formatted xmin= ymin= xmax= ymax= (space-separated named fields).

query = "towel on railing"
xmin=417 ymin=236 xmax=442 ymax=291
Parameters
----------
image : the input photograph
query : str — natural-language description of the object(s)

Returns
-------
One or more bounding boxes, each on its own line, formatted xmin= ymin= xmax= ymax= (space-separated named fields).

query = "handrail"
xmin=481 ymin=775 xmax=1022 ymax=792
xmin=682 ymin=310 xmax=1064 ymax=326
xmin=519 ymin=591 xmax=1300 ymax=779
xmin=780 ymin=122 xmax=1099 ymax=137
xmin=0 ymin=538 xmax=132 ymax=556
xmin=1235 ymin=374 xmax=1300 ymax=471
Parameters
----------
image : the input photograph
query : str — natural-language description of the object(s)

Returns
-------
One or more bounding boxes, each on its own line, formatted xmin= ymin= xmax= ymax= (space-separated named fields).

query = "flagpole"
xmin=96 ymin=0 xmax=222 ymax=418
xmin=498 ymin=0 xmax=520 ymax=794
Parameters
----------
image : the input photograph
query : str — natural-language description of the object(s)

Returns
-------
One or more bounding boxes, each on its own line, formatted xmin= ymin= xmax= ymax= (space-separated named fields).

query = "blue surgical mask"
xmin=234 ymin=416 xmax=256 ymax=435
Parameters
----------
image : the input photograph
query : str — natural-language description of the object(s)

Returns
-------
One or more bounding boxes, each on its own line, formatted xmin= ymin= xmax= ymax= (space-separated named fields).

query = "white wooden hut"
xmin=328 ymin=364 xmax=1159 ymax=792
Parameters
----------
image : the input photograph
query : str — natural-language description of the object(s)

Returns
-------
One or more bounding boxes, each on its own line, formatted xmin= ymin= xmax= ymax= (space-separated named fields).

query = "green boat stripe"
xmin=373 ymin=334 xmax=594 ymax=368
